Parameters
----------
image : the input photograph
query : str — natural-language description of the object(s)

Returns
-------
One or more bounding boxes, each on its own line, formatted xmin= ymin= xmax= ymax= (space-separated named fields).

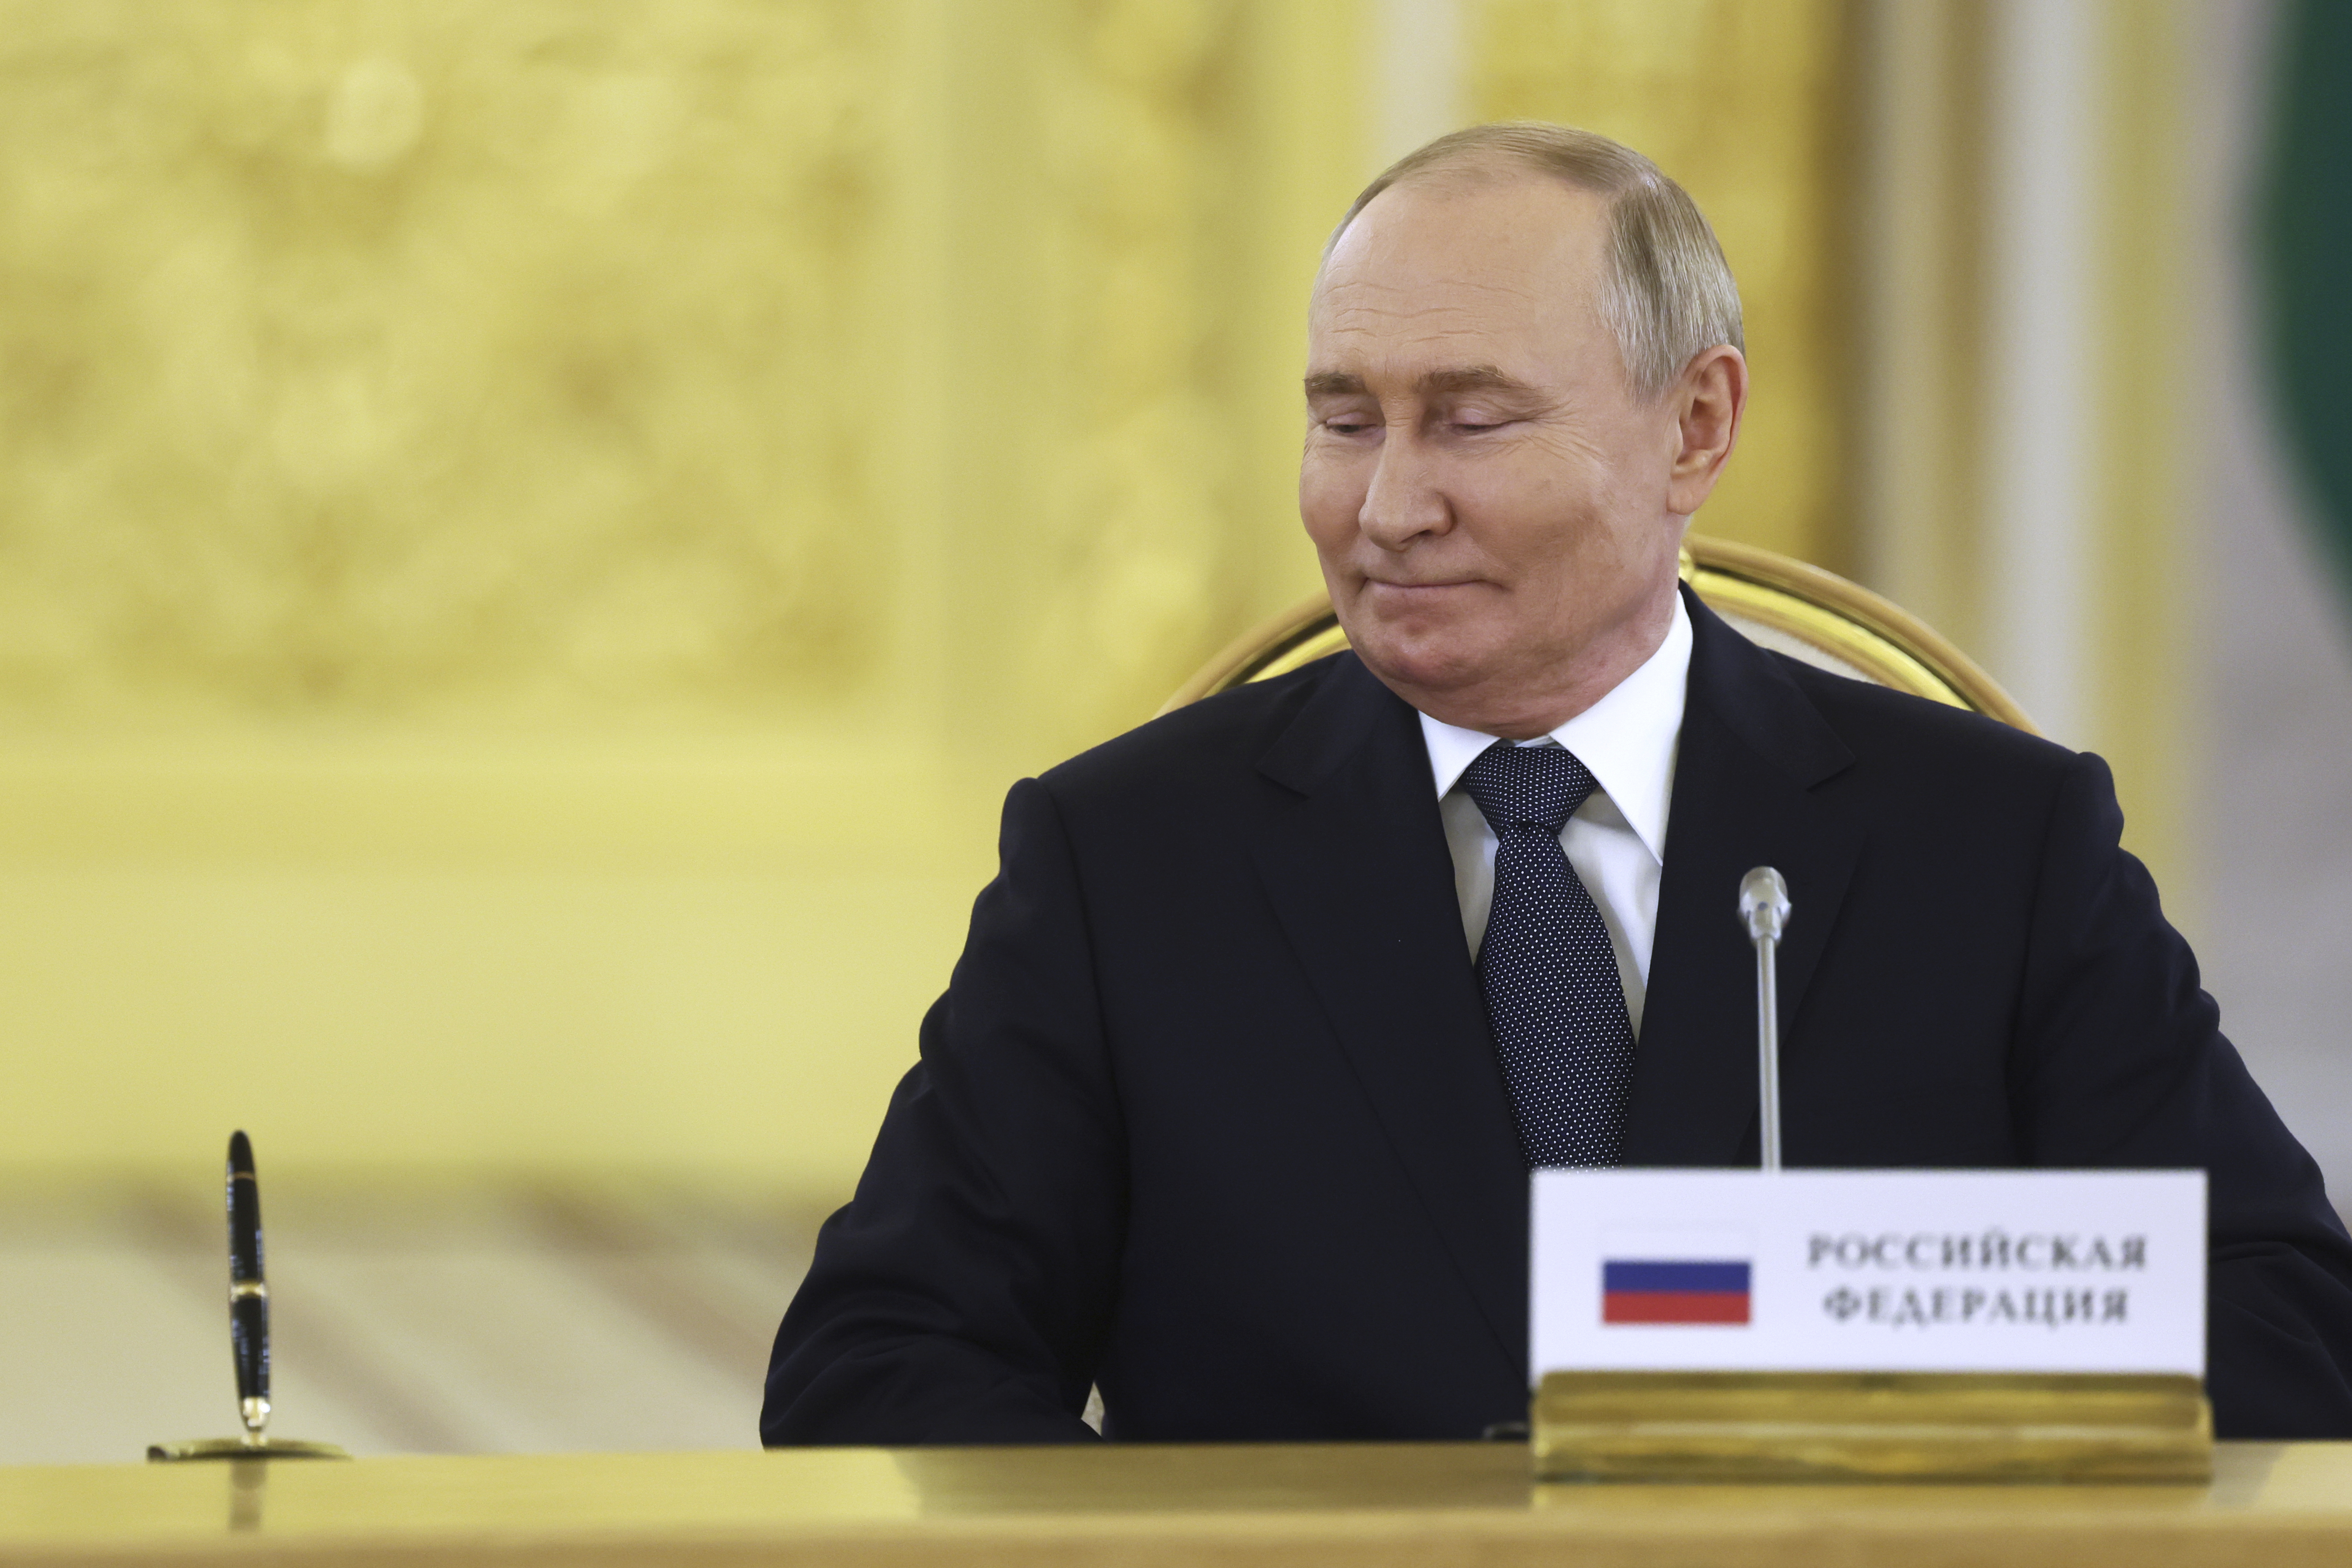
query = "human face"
xmin=1300 ymin=172 xmax=1735 ymax=736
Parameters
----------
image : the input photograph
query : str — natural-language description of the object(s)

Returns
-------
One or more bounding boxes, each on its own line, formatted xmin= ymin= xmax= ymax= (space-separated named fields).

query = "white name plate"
xmin=1532 ymin=1170 xmax=2205 ymax=1379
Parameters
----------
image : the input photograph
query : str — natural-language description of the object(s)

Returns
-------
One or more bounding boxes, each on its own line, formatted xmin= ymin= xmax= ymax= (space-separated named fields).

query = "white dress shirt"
xmin=1418 ymin=595 xmax=1691 ymax=1037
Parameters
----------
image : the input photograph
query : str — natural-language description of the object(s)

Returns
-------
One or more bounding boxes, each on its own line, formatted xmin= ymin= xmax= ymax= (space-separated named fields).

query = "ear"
xmin=1664 ymin=345 xmax=1748 ymax=517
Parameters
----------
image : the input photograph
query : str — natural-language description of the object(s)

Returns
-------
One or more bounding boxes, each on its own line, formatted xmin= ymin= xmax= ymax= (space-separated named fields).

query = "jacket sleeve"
xmin=2012 ymin=751 xmax=2352 ymax=1438
xmin=760 ymin=776 xmax=1123 ymax=1445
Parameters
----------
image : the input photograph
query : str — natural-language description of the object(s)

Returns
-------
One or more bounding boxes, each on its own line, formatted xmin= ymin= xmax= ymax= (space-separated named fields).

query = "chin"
xmin=1346 ymin=622 xmax=1495 ymax=700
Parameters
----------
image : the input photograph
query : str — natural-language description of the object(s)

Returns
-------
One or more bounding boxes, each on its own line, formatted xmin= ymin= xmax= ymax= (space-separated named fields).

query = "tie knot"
xmin=1459 ymin=740 xmax=1598 ymax=834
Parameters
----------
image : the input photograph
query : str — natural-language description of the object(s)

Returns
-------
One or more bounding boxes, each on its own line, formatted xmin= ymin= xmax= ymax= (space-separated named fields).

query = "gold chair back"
xmin=1159 ymin=534 xmax=2034 ymax=734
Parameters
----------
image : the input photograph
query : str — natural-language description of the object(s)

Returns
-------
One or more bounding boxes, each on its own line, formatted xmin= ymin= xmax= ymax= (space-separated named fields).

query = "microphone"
xmin=1738 ymin=868 xmax=1791 ymax=1171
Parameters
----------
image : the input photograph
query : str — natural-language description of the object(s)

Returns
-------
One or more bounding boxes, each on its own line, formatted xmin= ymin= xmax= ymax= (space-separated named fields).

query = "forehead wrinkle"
xmin=1309 ymin=310 xmax=1548 ymax=367
xmin=1315 ymin=274 xmax=1551 ymax=317
xmin=1312 ymin=301 xmax=1533 ymax=352
xmin=1319 ymin=293 xmax=1528 ymax=324
xmin=1311 ymin=282 xmax=1576 ymax=360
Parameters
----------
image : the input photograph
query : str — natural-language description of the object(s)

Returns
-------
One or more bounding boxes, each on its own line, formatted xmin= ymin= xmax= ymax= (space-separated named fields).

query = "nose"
xmin=1358 ymin=425 xmax=1452 ymax=551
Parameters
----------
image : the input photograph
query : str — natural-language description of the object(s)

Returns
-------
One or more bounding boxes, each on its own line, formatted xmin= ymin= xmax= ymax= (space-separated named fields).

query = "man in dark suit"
xmin=763 ymin=124 xmax=2352 ymax=1444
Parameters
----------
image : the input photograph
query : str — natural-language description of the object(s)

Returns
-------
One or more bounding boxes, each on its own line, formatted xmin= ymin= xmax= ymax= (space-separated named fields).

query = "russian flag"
xmin=1601 ymin=1259 xmax=1752 ymax=1325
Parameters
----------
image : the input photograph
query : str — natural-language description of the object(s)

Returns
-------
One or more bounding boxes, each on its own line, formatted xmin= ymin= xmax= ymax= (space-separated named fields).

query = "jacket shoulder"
xmin=1037 ymin=655 xmax=1343 ymax=805
xmin=1771 ymin=652 xmax=2088 ymax=791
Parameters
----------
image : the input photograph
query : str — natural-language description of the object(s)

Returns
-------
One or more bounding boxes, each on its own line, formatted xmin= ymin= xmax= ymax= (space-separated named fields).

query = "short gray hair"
xmin=1334 ymin=122 xmax=1744 ymax=401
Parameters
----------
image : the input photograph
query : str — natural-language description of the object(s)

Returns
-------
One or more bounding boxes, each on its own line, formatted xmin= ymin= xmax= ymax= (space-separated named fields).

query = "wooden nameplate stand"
xmin=1532 ymin=1370 xmax=2213 ymax=1483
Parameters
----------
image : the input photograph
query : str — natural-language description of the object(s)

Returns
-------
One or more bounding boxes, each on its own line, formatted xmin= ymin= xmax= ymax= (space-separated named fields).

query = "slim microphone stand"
xmin=1738 ymin=868 xmax=1791 ymax=1173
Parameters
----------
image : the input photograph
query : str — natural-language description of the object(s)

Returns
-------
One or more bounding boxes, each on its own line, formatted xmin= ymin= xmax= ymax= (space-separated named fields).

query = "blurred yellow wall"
xmin=0 ymin=0 xmax=1365 ymax=1193
xmin=0 ymin=0 xmax=1919 ymax=1198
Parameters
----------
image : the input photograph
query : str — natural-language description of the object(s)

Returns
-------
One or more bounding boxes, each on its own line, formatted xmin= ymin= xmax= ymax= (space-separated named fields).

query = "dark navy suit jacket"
xmin=763 ymin=589 xmax=2352 ymax=1443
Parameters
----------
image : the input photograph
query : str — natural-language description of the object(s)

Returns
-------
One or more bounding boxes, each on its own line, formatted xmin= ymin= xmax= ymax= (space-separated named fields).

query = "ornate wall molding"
xmin=0 ymin=1 xmax=898 ymax=725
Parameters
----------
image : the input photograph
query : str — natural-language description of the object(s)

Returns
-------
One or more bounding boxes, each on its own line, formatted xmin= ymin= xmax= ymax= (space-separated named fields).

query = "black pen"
xmin=227 ymin=1130 xmax=270 ymax=1444
xmin=149 ymin=1132 xmax=346 ymax=1461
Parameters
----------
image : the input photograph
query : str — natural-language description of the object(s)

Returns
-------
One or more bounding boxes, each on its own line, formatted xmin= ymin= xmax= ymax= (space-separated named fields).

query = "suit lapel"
xmin=1249 ymin=655 xmax=1528 ymax=1375
xmin=1622 ymin=589 xmax=1863 ymax=1166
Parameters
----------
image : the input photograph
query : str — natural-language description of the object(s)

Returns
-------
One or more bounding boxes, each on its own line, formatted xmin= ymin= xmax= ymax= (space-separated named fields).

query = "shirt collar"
xmin=1416 ymin=592 xmax=1690 ymax=863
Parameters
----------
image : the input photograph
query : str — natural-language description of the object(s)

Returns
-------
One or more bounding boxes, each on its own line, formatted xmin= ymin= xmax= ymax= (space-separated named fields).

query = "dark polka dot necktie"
xmin=1458 ymin=739 xmax=1637 ymax=1168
